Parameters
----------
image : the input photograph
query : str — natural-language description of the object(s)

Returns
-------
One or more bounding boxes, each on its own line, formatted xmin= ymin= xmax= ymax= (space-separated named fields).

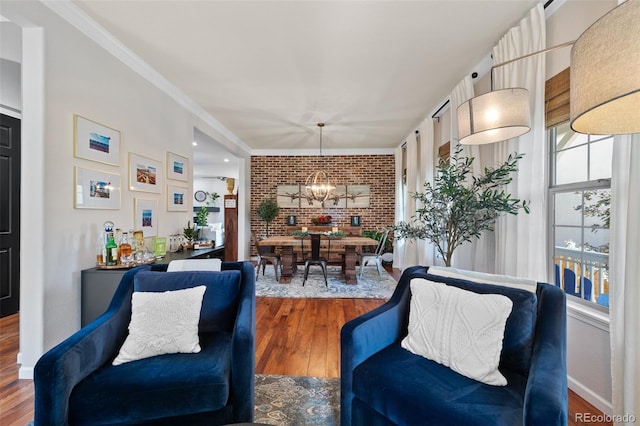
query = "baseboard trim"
xmin=568 ymin=375 xmax=613 ymax=416
xmin=19 ymin=365 xmax=34 ymax=380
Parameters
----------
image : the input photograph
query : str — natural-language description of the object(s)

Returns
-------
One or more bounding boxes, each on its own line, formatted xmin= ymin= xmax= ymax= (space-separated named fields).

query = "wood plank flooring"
xmin=0 ymin=268 xmax=611 ymax=425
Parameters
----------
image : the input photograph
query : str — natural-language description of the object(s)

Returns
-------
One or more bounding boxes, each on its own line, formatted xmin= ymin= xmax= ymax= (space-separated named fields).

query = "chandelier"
xmin=305 ymin=123 xmax=335 ymax=203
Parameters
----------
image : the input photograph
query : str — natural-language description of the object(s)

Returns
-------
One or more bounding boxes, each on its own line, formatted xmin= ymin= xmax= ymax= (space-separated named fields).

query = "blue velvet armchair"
xmin=34 ymin=261 xmax=256 ymax=426
xmin=341 ymin=266 xmax=567 ymax=426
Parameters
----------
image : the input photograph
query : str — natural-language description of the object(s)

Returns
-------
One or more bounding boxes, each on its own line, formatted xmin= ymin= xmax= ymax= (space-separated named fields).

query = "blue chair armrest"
xmin=524 ymin=283 xmax=568 ymax=426
xmin=228 ymin=261 xmax=256 ymax=422
xmin=340 ymin=265 xmax=424 ymax=426
xmin=34 ymin=266 xmax=150 ymax=425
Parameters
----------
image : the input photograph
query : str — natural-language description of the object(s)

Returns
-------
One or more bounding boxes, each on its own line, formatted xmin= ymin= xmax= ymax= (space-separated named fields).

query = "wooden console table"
xmin=257 ymin=236 xmax=378 ymax=284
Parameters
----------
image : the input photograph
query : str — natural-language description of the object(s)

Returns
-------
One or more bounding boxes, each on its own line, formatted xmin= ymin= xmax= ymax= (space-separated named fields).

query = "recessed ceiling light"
xmin=224 ymin=158 xmax=229 ymax=162
xmin=192 ymin=141 xmax=198 ymax=146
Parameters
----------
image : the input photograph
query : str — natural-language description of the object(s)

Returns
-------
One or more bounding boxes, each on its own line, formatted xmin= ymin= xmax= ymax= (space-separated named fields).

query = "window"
xmin=549 ymin=122 xmax=612 ymax=310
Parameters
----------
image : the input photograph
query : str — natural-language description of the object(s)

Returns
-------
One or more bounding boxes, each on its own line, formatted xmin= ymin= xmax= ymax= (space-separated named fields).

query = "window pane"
xmin=584 ymin=228 xmax=609 ymax=254
xmin=556 ymin=145 xmax=588 ymax=185
xmin=583 ymin=189 xmax=611 ymax=229
xmin=555 ymin=192 xmax=582 ymax=226
xmin=554 ymin=226 xmax=582 ymax=254
xmin=556 ymin=122 xmax=588 ymax=150
xmin=590 ymin=138 xmax=613 ymax=180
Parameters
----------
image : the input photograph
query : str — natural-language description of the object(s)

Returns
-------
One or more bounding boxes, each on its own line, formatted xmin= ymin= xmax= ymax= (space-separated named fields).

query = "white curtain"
xmin=609 ymin=133 xmax=640 ymax=425
xmin=448 ymin=76 xmax=491 ymax=272
xmin=416 ymin=117 xmax=436 ymax=266
xmin=393 ymin=144 xmax=407 ymax=269
xmin=492 ymin=3 xmax=548 ymax=281
xmin=404 ymin=130 xmax=420 ymax=267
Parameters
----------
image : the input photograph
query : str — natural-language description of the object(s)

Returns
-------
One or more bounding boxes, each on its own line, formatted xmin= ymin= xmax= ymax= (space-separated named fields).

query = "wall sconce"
xmin=457 ymin=0 xmax=639 ymax=145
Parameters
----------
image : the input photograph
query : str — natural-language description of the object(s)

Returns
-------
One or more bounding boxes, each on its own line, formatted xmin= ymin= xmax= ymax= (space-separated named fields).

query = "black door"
xmin=0 ymin=114 xmax=21 ymax=317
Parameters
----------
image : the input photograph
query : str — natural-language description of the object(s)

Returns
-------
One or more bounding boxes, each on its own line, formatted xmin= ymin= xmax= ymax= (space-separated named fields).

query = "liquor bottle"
xmin=96 ymin=232 xmax=106 ymax=266
xmin=104 ymin=222 xmax=118 ymax=266
xmin=119 ymin=232 xmax=132 ymax=265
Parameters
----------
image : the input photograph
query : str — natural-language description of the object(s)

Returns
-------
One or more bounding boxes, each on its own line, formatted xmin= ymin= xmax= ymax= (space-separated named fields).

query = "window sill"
xmin=566 ymin=299 xmax=610 ymax=332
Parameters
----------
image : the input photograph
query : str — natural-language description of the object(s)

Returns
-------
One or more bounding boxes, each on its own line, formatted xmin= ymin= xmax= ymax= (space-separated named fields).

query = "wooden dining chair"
xmin=301 ymin=233 xmax=331 ymax=286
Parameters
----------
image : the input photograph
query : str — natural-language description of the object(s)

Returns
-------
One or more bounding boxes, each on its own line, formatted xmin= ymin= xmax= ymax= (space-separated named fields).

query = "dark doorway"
xmin=0 ymin=114 xmax=21 ymax=317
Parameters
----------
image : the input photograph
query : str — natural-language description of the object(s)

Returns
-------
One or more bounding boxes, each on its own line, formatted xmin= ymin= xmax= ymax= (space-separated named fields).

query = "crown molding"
xmin=41 ymin=0 xmax=252 ymax=155
xmin=251 ymin=148 xmax=395 ymax=156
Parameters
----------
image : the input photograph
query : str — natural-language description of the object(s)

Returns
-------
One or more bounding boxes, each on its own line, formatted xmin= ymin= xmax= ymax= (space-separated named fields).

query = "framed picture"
xmin=346 ymin=185 xmax=371 ymax=208
xmin=166 ymin=152 xmax=189 ymax=182
xmin=134 ymin=198 xmax=158 ymax=237
xmin=74 ymin=167 xmax=121 ymax=209
xmin=167 ymin=184 xmax=189 ymax=212
xmin=74 ymin=115 xmax=120 ymax=166
xmin=277 ymin=185 xmax=301 ymax=208
xmin=129 ymin=152 xmax=162 ymax=193
xmin=300 ymin=189 xmax=324 ymax=209
xmin=324 ymin=185 xmax=347 ymax=208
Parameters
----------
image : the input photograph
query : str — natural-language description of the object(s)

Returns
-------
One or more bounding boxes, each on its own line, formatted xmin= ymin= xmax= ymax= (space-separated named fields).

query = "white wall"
xmin=0 ymin=21 xmax=22 ymax=116
xmin=1 ymin=0 xmax=251 ymax=377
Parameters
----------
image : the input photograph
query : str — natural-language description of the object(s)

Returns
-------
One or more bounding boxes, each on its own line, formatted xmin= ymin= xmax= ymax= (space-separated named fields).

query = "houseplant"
xmin=393 ymin=144 xmax=529 ymax=266
xmin=257 ymin=197 xmax=279 ymax=237
xmin=183 ymin=220 xmax=198 ymax=248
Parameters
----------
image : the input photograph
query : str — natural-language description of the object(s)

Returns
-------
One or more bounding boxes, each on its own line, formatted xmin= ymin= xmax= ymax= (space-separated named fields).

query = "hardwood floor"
xmin=0 ymin=268 xmax=611 ymax=425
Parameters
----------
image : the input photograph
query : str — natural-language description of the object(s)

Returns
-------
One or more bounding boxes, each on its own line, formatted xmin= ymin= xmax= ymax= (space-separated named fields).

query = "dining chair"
xmin=301 ymin=233 xmax=331 ymax=286
xmin=358 ymin=229 xmax=389 ymax=278
xmin=251 ymin=232 xmax=281 ymax=281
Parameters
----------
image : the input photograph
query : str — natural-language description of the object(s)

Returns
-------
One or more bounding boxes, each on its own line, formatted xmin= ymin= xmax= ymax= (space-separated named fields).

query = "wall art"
xmin=166 ymin=151 xmax=189 ymax=182
xmin=167 ymin=184 xmax=189 ymax=212
xmin=276 ymin=185 xmax=301 ymax=208
xmin=129 ymin=152 xmax=162 ymax=193
xmin=74 ymin=115 xmax=120 ymax=166
xmin=134 ymin=198 xmax=158 ymax=237
xmin=346 ymin=185 xmax=371 ymax=208
xmin=74 ymin=166 xmax=121 ymax=209
xmin=324 ymin=185 xmax=347 ymax=208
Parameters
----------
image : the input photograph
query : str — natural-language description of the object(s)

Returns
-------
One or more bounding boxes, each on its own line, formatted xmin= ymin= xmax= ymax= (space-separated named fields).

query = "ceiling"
xmin=72 ymin=0 xmax=539 ymax=154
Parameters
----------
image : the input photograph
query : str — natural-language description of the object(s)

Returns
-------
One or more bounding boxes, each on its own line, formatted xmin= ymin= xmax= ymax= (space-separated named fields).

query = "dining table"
xmin=256 ymin=235 xmax=379 ymax=284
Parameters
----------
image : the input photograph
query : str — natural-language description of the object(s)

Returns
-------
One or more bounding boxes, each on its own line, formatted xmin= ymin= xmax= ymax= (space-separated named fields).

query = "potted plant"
xmin=393 ymin=144 xmax=529 ymax=266
xmin=183 ymin=220 xmax=198 ymax=248
xmin=257 ymin=197 xmax=279 ymax=237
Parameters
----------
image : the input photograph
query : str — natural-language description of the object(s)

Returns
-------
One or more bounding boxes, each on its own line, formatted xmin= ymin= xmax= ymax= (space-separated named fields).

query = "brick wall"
xmin=251 ymin=155 xmax=396 ymax=240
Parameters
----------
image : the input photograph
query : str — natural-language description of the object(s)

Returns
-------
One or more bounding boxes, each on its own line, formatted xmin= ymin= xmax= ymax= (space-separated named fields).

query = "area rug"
xmin=255 ymin=265 xmax=397 ymax=299
xmin=254 ymin=374 xmax=340 ymax=425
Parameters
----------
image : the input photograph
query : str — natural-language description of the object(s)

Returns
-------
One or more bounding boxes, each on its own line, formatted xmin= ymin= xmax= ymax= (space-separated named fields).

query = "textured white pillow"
xmin=401 ymin=278 xmax=513 ymax=386
xmin=166 ymin=258 xmax=222 ymax=272
xmin=112 ymin=285 xmax=206 ymax=366
xmin=427 ymin=266 xmax=537 ymax=293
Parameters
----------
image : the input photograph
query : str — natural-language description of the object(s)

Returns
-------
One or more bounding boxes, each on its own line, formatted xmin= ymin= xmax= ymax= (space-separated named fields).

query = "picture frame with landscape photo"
xmin=74 ymin=166 xmax=121 ymax=209
xmin=129 ymin=152 xmax=162 ymax=193
xmin=135 ymin=198 xmax=158 ymax=237
xmin=166 ymin=151 xmax=189 ymax=182
xmin=167 ymin=184 xmax=188 ymax=212
xmin=74 ymin=115 xmax=121 ymax=166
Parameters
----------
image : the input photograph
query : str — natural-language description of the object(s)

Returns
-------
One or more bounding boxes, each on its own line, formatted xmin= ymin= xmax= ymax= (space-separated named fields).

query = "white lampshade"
xmin=457 ymin=88 xmax=531 ymax=145
xmin=570 ymin=0 xmax=640 ymax=135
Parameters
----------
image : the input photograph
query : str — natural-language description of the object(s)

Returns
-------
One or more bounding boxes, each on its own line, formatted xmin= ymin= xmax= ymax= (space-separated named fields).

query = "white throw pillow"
xmin=112 ymin=285 xmax=206 ymax=366
xmin=401 ymin=278 xmax=513 ymax=386
xmin=166 ymin=258 xmax=222 ymax=272
xmin=427 ymin=266 xmax=537 ymax=293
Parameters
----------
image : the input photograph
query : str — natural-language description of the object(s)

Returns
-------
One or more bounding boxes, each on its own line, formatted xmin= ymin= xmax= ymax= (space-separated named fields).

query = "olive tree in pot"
xmin=257 ymin=197 xmax=279 ymax=238
xmin=393 ymin=144 xmax=529 ymax=266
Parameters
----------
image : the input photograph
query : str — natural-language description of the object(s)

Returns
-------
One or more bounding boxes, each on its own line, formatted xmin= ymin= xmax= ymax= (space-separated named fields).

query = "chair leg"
xmin=303 ymin=262 xmax=309 ymax=286
xmin=273 ymin=260 xmax=279 ymax=281
xmin=376 ymin=259 xmax=383 ymax=277
xmin=321 ymin=263 xmax=328 ymax=287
